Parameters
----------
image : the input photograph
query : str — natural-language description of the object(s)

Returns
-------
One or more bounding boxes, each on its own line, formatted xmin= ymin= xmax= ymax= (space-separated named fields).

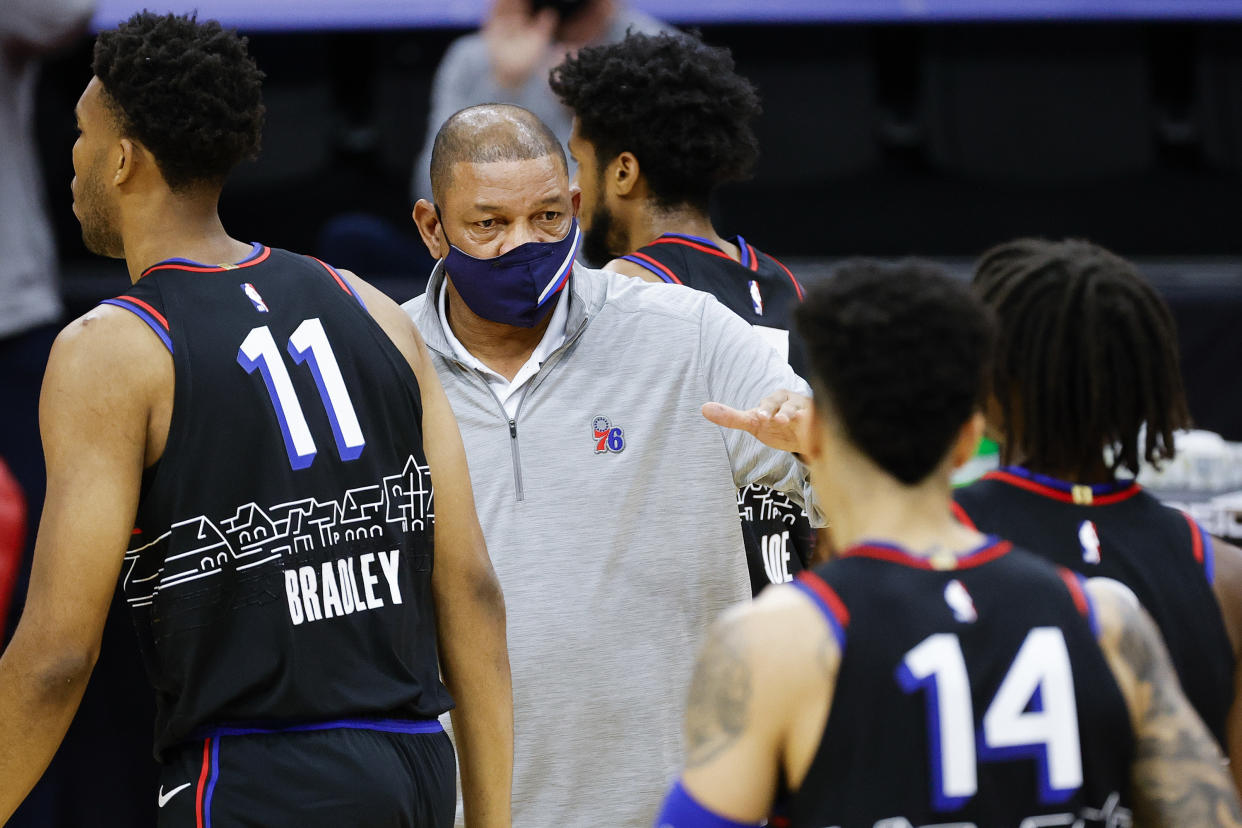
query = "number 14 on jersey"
xmin=898 ymin=627 xmax=1083 ymax=811
xmin=238 ymin=318 xmax=366 ymax=469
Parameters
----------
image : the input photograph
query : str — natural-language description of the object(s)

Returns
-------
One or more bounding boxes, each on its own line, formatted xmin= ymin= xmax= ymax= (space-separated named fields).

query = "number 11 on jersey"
xmin=238 ymin=318 xmax=366 ymax=469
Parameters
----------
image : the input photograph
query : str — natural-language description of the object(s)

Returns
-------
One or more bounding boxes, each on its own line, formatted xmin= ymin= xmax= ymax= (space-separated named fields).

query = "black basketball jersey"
xmin=621 ymin=233 xmax=812 ymax=594
xmin=103 ymin=244 xmax=452 ymax=757
xmin=778 ymin=538 xmax=1134 ymax=828
xmin=955 ymin=466 xmax=1233 ymax=748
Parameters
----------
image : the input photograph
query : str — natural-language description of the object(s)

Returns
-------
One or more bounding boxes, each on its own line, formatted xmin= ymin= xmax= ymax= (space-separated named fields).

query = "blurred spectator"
xmin=0 ymin=459 xmax=24 ymax=643
xmin=0 ymin=0 xmax=92 ymax=647
xmin=411 ymin=0 xmax=671 ymax=201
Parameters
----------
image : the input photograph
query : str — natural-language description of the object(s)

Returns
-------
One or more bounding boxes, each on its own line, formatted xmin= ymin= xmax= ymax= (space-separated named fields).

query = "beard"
xmin=581 ymin=201 xmax=622 ymax=268
xmin=76 ymin=166 xmax=124 ymax=258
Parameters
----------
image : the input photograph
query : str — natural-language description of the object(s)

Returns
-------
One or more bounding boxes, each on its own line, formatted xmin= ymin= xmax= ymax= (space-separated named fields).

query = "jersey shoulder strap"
xmin=100 ymin=279 xmax=173 ymax=354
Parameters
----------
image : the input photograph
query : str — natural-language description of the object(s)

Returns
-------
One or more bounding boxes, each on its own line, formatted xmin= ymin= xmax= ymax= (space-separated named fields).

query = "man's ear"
xmin=611 ymin=151 xmax=640 ymax=198
xmin=114 ymin=138 xmax=138 ymax=186
xmin=571 ymin=187 xmax=581 ymax=217
xmin=950 ymin=411 xmax=987 ymax=471
xmin=412 ymin=199 xmax=445 ymax=260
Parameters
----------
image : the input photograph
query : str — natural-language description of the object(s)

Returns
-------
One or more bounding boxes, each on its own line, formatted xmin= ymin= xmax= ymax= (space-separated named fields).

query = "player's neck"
xmin=819 ymin=455 xmax=984 ymax=558
xmin=121 ymin=194 xmax=249 ymax=283
xmin=1002 ymin=447 xmax=1116 ymax=485
xmin=442 ymin=279 xmax=555 ymax=381
xmin=633 ymin=204 xmax=740 ymax=263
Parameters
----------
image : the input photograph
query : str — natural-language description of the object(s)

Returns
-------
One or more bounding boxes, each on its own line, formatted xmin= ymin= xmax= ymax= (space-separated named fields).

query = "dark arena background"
xmin=7 ymin=1 xmax=1242 ymax=823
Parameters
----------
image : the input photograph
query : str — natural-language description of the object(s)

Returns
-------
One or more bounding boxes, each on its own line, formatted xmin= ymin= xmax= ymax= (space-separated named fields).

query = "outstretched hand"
xmin=702 ymin=390 xmax=811 ymax=455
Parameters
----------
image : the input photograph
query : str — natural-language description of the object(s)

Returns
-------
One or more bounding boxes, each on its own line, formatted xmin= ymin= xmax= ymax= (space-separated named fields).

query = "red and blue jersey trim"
xmin=792 ymin=571 xmax=850 ymax=650
xmin=621 ymin=251 xmax=683 ymax=284
xmin=310 ymin=257 xmax=367 ymax=309
xmin=1057 ymin=567 xmax=1100 ymax=636
xmin=761 ymin=249 xmax=805 ymax=300
xmin=983 ymin=466 xmax=1142 ymax=506
xmin=195 ymin=736 xmax=219 ymax=828
xmin=650 ymin=232 xmax=735 ymax=263
xmin=100 ymin=296 xmax=173 ymax=354
xmin=1180 ymin=511 xmax=1216 ymax=584
xmin=141 ymin=242 xmax=270 ymax=277
xmin=192 ymin=717 xmax=443 ymax=740
xmin=842 ymin=536 xmax=1013 ymax=570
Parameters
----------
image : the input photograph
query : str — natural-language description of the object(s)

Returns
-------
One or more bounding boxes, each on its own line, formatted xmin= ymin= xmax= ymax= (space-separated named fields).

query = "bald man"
xmin=402 ymin=103 xmax=820 ymax=826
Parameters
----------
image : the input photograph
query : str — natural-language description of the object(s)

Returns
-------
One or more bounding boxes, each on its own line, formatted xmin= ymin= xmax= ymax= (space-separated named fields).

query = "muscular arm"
xmin=0 ymin=308 xmax=159 ymax=822
xmin=1209 ymin=538 xmax=1242 ymax=794
xmin=671 ymin=589 xmax=835 ymax=824
xmin=344 ymin=272 xmax=513 ymax=827
xmin=1087 ymin=577 xmax=1242 ymax=827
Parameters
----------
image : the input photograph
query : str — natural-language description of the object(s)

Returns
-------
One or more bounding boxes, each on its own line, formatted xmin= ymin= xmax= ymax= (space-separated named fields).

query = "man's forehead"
xmin=447 ymin=156 xmax=569 ymax=208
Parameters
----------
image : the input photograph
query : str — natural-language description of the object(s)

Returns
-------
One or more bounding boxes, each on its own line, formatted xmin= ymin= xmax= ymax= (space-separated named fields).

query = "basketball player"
xmin=0 ymin=13 xmax=512 ymax=826
xmin=550 ymin=32 xmax=814 ymax=593
xmin=657 ymin=260 xmax=1242 ymax=827
xmin=955 ymin=238 xmax=1242 ymax=786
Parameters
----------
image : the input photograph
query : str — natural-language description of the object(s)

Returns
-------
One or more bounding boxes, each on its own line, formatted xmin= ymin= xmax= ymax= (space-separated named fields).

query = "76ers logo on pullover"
xmin=592 ymin=415 xmax=626 ymax=454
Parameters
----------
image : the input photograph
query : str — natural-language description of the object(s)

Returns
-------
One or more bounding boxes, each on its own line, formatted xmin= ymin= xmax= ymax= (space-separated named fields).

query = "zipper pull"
xmin=509 ymin=419 xmax=518 ymax=438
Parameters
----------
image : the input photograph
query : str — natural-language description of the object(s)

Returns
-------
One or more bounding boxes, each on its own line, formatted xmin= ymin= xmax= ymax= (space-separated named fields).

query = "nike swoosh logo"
xmin=158 ymin=782 xmax=192 ymax=808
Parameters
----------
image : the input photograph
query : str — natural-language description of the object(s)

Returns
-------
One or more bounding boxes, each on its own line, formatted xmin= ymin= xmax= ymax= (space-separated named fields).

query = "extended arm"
xmin=345 ymin=272 xmax=513 ymax=827
xmin=696 ymin=295 xmax=822 ymax=522
xmin=1087 ymin=577 xmax=1242 ymax=826
xmin=0 ymin=309 xmax=156 ymax=822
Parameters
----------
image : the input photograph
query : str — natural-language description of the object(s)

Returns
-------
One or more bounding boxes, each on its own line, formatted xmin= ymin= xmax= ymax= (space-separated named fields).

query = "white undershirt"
xmin=437 ymin=280 xmax=570 ymax=419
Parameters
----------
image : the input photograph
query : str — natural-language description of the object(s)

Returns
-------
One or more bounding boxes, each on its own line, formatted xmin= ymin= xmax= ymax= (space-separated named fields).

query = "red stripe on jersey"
xmin=650 ymin=235 xmax=734 ymax=262
xmin=743 ymin=242 xmax=760 ymax=272
xmin=143 ymin=245 xmax=271 ymax=277
xmin=1058 ymin=567 xmax=1090 ymax=619
xmin=796 ymin=571 xmax=851 ymax=628
xmin=845 ymin=539 xmax=1012 ymax=570
xmin=311 ymin=256 xmax=354 ymax=296
xmin=630 ymin=252 xmax=683 ymax=285
xmin=764 ymin=252 xmax=805 ymax=300
xmin=1182 ymin=511 xmax=1205 ymax=565
xmin=113 ymin=296 xmax=170 ymax=331
xmin=982 ymin=470 xmax=1141 ymax=506
xmin=195 ymin=738 xmax=211 ymax=828
xmin=950 ymin=500 xmax=977 ymax=529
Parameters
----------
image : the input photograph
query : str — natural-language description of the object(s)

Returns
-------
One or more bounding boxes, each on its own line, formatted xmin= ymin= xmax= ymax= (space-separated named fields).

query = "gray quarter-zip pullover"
xmin=403 ymin=262 xmax=820 ymax=826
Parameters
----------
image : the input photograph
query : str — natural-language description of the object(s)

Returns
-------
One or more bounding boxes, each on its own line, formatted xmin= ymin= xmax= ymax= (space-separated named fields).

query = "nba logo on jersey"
xmin=1079 ymin=519 xmax=1102 ymax=564
xmin=241 ymin=282 xmax=270 ymax=313
xmin=748 ymin=280 xmax=764 ymax=316
xmin=944 ymin=579 xmax=977 ymax=623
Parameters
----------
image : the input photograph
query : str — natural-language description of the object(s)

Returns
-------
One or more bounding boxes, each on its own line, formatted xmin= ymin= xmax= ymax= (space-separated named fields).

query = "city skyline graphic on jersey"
xmin=122 ymin=455 xmax=433 ymax=608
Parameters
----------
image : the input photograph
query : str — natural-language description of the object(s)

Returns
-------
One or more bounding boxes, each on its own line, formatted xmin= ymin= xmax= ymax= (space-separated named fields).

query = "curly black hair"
xmin=796 ymin=260 xmax=996 ymax=486
xmin=974 ymin=238 xmax=1190 ymax=478
xmin=549 ymin=31 xmax=760 ymax=211
xmin=93 ymin=12 xmax=265 ymax=192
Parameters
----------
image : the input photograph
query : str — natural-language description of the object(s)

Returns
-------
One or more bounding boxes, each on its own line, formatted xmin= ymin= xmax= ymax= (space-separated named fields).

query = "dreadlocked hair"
xmin=973 ymin=238 xmax=1190 ymax=478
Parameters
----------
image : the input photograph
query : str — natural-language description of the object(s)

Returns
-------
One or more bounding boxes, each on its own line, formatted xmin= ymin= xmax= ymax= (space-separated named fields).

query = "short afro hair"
xmin=93 ymin=12 xmax=265 ymax=192
xmin=549 ymin=31 xmax=760 ymax=211
xmin=796 ymin=260 xmax=996 ymax=486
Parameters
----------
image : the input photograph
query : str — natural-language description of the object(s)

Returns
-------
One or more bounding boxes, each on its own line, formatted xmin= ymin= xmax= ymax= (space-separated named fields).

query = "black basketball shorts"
xmin=154 ymin=721 xmax=455 ymax=827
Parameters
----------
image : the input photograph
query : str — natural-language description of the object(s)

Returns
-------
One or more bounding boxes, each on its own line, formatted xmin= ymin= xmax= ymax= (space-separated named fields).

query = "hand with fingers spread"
xmin=484 ymin=0 xmax=559 ymax=90
xmin=702 ymin=389 xmax=812 ymax=455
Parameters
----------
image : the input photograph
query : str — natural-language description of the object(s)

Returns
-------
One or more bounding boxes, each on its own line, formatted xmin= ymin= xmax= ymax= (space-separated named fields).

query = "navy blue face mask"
xmin=439 ymin=213 xmax=582 ymax=328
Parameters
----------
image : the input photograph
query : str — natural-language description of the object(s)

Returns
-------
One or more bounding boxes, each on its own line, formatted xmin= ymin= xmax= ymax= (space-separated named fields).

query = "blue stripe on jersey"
xmin=655 ymin=780 xmax=763 ymax=828
xmin=736 ymin=235 xmax=751 ymax=268
xmin=791 ymin=579 xmax=848 ymax=651
xmin=1202 ymin=524 xmax=1216 ymax=585
xmin=195 ymin=717 xmax=443 ymax=739
xmin=619 ymin=254 xmax=676 ymax=283
xmin=204 ymin=736 xmax=221 ymax=827
xmin=100 ymin=298 xmax=173 ymax=354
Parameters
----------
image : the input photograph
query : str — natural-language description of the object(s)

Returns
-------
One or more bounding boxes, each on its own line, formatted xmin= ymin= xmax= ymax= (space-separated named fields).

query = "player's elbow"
xmin=7 ymin=635 xmax=98 ymax=705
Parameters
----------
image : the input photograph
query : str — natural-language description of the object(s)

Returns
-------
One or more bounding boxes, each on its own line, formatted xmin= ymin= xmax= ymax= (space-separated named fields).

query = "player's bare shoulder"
xmin=605 ymin=256 xmax=665 ymax=283
xmin=49 ymin=303 xmax=172 ymax=393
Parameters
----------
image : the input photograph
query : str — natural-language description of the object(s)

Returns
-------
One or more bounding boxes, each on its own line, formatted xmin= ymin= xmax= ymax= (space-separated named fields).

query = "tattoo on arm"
xmin=1119 ymin=601 xmax=1242 ymax=827
xmin=684 ymin=619 xmax=752 ymax=769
